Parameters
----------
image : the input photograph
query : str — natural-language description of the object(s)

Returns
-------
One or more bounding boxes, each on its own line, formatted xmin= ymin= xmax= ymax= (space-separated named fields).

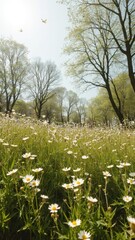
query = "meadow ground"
xmin=0 ymin=115 xmax=135 ymax=240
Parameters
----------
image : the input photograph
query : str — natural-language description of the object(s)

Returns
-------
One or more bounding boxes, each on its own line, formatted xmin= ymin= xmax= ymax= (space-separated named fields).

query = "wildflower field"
xmin=0 ymin=116 xmax=135 ymax=240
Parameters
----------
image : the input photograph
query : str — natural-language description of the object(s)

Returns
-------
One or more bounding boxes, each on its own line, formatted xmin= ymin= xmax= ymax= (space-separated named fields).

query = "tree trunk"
xmin=60 ymin=112 xmax=64 ymax=123
xmin=36 ymin=105 xmax=42 ymax=119
xmin=106 ymin=85 xmax=124 ymax=124
xmin=126 ymin=48 xmax=135 ymax=92
xmin=67 ymin=112 xmax=70 ymax=122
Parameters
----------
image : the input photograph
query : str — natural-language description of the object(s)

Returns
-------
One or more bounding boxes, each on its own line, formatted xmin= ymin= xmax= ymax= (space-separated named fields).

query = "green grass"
xmin=0 ymin=116 xmax=135 ymax=239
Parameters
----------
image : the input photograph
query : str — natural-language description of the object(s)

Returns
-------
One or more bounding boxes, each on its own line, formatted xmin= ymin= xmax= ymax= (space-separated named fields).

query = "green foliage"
xmin=0 ymin=38 xmax=29 ymax=113
xmin=87 ymin=73 xmax=135 ymax=125
xmin=14 ymin=100 xmax=34 ymax=117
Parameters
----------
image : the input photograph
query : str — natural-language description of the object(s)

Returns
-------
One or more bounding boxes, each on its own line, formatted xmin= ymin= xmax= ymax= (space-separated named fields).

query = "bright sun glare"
xmin=3 ymin=0 xmax=32 ymax=30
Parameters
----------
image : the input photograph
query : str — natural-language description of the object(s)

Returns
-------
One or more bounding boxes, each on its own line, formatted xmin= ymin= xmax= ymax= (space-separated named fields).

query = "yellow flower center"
xmin=82 ymin=235 xmax=87 ymax=239
xmin=26 ymin=178 xmax=30 ymax=182
xmin=32 ymin=182 xmax=36 ymax=186
xmin=52 ymin=206 xmax=57 ymax=210
xmin=72 ymin=221 xmax=77 ymax=225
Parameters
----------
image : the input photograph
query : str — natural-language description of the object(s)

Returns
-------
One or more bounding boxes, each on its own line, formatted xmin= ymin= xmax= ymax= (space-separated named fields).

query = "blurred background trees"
xmin=0 ymin=36 xmax=134 ymax=126
xmin=0 ymin=38 xmax=29 ymax=114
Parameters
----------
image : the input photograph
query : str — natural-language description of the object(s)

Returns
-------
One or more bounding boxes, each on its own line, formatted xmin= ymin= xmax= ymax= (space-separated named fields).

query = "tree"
xmin=65 ymin=90 xmax=78 ymax=122
xmin=0 ymin=38 xmax=29 ymax=114
xmin=62 ymin=4 xmax=126 ymax=123
xmin=42 ymin=94 xmax=58 ymax=123
xmin=54 ymin=87 xmax=67 ymax=123
xmin=14 ymin=99 xmax=34 ymax=116
xmin=75 ymin=98 xmax=87 ymax=124
xmin=87 ymin=73 xmax=135 ymax=125
xmin=111 ymin=72 xmax=135 ymax=120
xmin=125 ymin=86 xmax=135 ymax=120
xmin=60 ymin=0 xmax=135 ymax=92
xmin=0 ymin=87 xmax=5 ymax=112
xmin=86 ymin=0 xmax=135 ymax=92
xmin=87 ymin=90 xmax=115 ymax=126
xmin=29 ymin=59 xmax=61 ymax=119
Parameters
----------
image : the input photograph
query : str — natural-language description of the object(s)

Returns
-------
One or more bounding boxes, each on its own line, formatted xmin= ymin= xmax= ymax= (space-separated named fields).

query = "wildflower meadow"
xmin=0 ymin=115 xmax=135 ymax=240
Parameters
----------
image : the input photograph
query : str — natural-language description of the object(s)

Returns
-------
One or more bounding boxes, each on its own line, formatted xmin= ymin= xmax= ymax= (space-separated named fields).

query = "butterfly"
xmin=41 ymin=19 xmax=47 ymax=24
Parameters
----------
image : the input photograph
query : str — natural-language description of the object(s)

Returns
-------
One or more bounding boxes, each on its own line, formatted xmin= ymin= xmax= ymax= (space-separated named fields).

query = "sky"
xmin=0 ymin=0 xmax=97 ymax=100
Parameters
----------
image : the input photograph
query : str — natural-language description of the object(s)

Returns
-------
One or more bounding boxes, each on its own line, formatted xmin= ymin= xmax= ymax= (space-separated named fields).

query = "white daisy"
xmin=7 ymin=169 xmax=18 ymax=176
xmin=29 ymin=179 xmax=40 ymax=187
xmin=22 ymin=137 xmax=29 ymax=141
xmin=22 ymin=175 xmax=34 ymax=183
xmin=62 ymin=183 xmax=73 ymax=189
xmin=87 ymin=196 xmax=98 ymax=203
xmin=68 ymin=219 xmax=81 ymax=228
xmin=127 ymin=178 xmax=135 ymax=185
xmin=82 ymin=155 xmax=89 ymax=159
xmin=48 ymin=203 xmax=60 ymax=213
xmin=32 ymin=168 xmax=43 ymax=173
xmin=73 ymin=168 xmax=81 ymax=172
xmin=41 ymin=195 xmax=49 ymax=199
xmin=127 ymin=216 xmax=135 ymax=233
xmin=78 ymin=230 xmax=91 ymax=239
xmin=123 ymin=195 xmax=132 ymax=202
xmin=103 ymin=171 xmax=111 ymax=177
xmin=73 ymin=178 xmax=84 ymax=187
xmin=62 ymin=167 xmax=71 ymax=172
xmin=22 ymin=152 xmax=31 ymax=159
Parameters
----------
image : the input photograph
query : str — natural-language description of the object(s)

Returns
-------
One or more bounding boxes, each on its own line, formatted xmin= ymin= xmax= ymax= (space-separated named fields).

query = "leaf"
xmin=96 ymin=219 xmax=108 ymax=227
xmin=18 ymin=223 xmax=31 ymax=232
xmin=57 ymin=232 xmax=69 ymax=239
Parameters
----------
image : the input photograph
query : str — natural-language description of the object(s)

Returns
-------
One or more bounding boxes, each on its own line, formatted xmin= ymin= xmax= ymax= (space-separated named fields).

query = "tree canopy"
xmin=0 ymin=38 xmax=29 ymax=114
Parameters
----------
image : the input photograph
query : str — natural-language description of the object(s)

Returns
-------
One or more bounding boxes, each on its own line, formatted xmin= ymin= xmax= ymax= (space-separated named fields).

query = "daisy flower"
xmin=41 ymin=195 xmax=49 ymax=199
xmin=67 ymin=150 xmax=73 ymax=155
xmin=68 ymin=219 xmax=81 ymax=228
xmin=121 ymin=162 xmax=131 ymax=167
xmin=127 ymin=216 xmax=135 ymax=233
xmin=123 ymin=195 xmax=132 ymax=202
xmin=22 ymin=152 xmax=31 ymax=159
xmin=34 ymin=188 xmax=41 ymax=193
xmin=116 ymin=164 xmax=124 ymax=169
xmin=3 ymin=142 xmax=9 ymax=146
xmin=22 ymin=137 xmax=29 ymax=141
xmin=129 ymin=172 xmax=135 ymax=177
xmin=78 ymin=230 xmax=91 ymax=239
xmin=62 ymin=167 xmax=71 ymax=172
xmin=73 ymin=168 xmax=81 ymax=172
xmin=48 ymin=203 xmax=60 ymax=213
xmin=87 ymin=196 xmax=98 ymax=203
xmin=30 ymin=155 xmax=37 ymax=160
xmin=7 ymin=169 xmax=18 ymax=176
xmin=11 ymin=144 xmax=18 ymax=148
xmin=29 ymin=179 xmax=40 ymax=187
xmin=62 ymin=183 xmax=73 ymax=189
xmin=127 ymin=178 xmax=135 ymax=185
xmin=22 ymin=175 xmax=34 ymax=183
xmin=103 ymin=171 xmax=111 ymax=177
xmin=73 ymin=188 xmax=79 ymax=193
xmin=64 ymin=136 xmax=69 ymax=141
xmin=82 ymin=155 xmax=89 ymax=159
xmin=32 ymin=168 xmax=43 ymax=173
xmin=73 ymin=178 xmax=84 ymax=187
xmin=107 ymin=165 xmax=114 ymax=169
